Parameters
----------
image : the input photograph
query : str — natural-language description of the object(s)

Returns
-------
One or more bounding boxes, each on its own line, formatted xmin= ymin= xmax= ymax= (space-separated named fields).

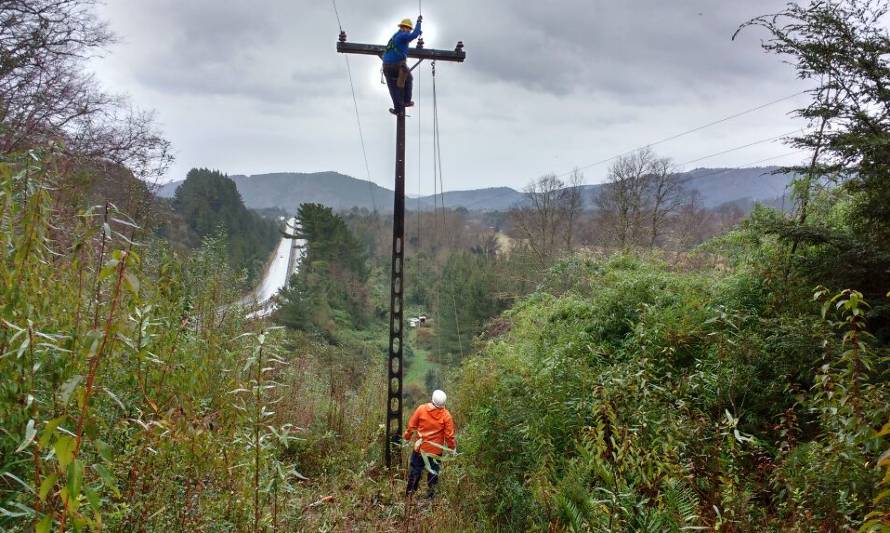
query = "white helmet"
xmin=431 ymin=389 xmax=447 ymax=408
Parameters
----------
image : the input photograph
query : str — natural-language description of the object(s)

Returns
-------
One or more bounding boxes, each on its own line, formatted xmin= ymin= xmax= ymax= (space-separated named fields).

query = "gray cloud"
xmin=91 ymin=0 xmax=811 ymax=191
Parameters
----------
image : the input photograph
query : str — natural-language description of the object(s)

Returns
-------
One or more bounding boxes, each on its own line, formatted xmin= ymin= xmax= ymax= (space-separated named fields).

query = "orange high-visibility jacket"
xmin=403 ymin=403 xmax=455 ymax=456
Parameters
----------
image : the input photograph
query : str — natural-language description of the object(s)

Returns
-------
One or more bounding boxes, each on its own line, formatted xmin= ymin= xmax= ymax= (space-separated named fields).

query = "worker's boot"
xmin=405 ymin=101 xmax=415 ymax=107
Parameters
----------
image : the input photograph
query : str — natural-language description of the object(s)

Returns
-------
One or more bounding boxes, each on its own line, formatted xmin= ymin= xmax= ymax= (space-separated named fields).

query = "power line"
xmin=331 ymin=0 xmax=343 ymax=31
xmin=343 ymin=57 xmax=378 ymax=213
xmin=682 ymin=149 xmax=809 ymax=182
xmin=554 ymin=90 xmax=808 ymax=179
xmin=331 ymin=0 xmax=378 ymax=213
xmin=677 ymin=129 xmax=801 ymax=167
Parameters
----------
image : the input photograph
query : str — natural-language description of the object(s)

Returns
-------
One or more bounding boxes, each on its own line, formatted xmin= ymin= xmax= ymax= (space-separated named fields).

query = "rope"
xmin=415 ymin=68 xmax=423 ymax=304
xmin=429 ymin=61 xmax=466 ymax=362
xmin=450 ymin=290 xmax=465 ymax=360
xmin=432 ymin=61 xmax=446 ymax=228
xmin=431 ymin=62 xmax=439 ymax=226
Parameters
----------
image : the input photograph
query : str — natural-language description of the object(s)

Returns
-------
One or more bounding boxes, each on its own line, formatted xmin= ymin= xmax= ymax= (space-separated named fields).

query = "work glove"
xmin=417 ymin=15 xmax=423 ymax=24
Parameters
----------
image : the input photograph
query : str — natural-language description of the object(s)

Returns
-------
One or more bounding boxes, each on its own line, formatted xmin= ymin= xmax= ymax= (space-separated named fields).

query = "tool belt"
xmin=397 ymin=62 xmax=409 ymax=88
xmin=384 ymin=61 xmax=410 ymax=89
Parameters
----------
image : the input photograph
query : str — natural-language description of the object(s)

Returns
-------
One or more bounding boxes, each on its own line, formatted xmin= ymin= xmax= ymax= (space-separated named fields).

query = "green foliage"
xmin=172 ymin=168 xmax=280 ymax=282
xmin=434 ymin=252 xmax=511 ymax=364
xmin=738 ymin=0 xmax=890 ymax=337
xmin=276 ymin=203 xmax=370 ymax=335
xmin=0 ymin=151 xmax=304 ymax=531
xmin=453 ymin=253 xmax=889 ymax=530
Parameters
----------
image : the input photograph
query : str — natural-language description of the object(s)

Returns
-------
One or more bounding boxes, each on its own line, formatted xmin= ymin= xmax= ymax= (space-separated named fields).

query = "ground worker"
xmin=382 ymin=16 xmax=423 ymax=115
xmin=403 ymin=389 xmax=455 ymax=498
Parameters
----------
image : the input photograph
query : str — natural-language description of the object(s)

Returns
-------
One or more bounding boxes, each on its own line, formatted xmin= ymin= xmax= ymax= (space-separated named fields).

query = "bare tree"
xmin=595 ymin=148 xmax=686 ymax=249
xmin=670 ymin=190 xmax=710 ymax=249
xmin=0 ymin=0 xmax=171 ymax=179
xmin=511 ymin=174 xmax=569 ymax=265
xmin=563 ymin=168 xmax=585 ymax=252
xmin=646 ymin=156 xmax=685 ymax=248
xmin=595 ymin=148 xmax=653 ymax=248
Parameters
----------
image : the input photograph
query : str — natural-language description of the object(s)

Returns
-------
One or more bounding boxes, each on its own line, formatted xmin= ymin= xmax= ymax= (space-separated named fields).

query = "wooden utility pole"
xmin=337 ymin=30 xmax=465 ymax=468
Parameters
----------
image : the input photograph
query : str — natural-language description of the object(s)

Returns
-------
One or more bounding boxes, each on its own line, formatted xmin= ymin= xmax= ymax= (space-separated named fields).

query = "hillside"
xmin=158 ymin=171 xmax=393 ymax=211
xmin=157 ymin=167 xmax=794 ymax=212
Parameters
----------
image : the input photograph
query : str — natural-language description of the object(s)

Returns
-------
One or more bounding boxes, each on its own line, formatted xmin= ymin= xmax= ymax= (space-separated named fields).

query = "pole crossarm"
xmin=337 ymin=40 xmax=466 ymax=62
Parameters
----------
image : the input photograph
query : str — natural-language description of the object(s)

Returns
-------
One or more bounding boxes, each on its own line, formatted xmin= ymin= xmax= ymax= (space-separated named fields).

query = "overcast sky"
xmin=90 ymin=0 xmax=813 ymax=193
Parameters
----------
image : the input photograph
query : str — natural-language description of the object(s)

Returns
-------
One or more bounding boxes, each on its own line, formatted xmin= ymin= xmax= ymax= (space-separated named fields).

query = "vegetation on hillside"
xmin=172 ymin=168 xmax=280 ymax=282
xmin=276 ymin=203 xmax=372 ymax=335
xmin=1 ymin=0 xmax=889 ymax=531
xmin=453 ymin=250 xmax=887 ymax=530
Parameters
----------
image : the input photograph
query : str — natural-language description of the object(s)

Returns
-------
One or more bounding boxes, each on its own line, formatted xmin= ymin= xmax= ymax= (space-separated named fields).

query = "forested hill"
xmin=156 ymin=167 xmax=795 ymax=212
xmin=158 ymin=171 xmax=394 ymax=211
xmin=171 ymin=168 xmax=281 ymax=281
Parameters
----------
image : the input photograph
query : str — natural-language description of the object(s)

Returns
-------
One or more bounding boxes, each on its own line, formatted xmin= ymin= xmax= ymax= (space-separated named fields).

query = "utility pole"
xmin=337 ymin=30 xmax=465 ymax=469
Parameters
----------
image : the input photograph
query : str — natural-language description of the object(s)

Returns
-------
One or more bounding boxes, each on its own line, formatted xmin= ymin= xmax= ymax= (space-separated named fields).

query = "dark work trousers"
xmin=383 ymin=62 xmax=413 ymax=113
xmin=406 ymin=451 xmax=441 ymax=497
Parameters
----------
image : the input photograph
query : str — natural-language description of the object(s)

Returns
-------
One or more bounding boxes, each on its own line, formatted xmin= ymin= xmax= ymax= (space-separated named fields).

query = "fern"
xmin=662 ymin=479 xmax=701 ymax=529
xmin=632 ymin=508 xmax=666 ymax=533
xmin=554 ymin=493 xmax=586 ymax=532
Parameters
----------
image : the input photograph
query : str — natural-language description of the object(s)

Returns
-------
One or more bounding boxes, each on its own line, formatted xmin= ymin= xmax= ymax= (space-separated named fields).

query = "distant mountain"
xmin=156 ymin=167 xmax=795 ymax=213
xmin=681 ymin=167 xmax=794 ymax=207
xmin=159 ymin=171 xmax=393 ymax=211
xmin=566 ymin=166 xmax=790 ymax=209
xmin=414 ymin=187 xmax=527 ymax=211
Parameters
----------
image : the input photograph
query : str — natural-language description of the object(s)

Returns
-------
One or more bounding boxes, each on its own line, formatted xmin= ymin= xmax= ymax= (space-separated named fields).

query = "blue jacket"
xmin=382 ymin=21 xmax=422 ymax=64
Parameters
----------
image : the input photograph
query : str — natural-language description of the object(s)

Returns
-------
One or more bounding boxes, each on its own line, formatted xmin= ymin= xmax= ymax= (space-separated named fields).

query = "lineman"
xmin=382 ymin=16 xmax=423 ymax=115
xmin=403 ymin=389 xmax=455 ymax=498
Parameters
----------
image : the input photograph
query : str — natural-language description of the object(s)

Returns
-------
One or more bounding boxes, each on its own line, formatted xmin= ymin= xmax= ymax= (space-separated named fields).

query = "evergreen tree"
xmin=172 ymin=168 xmax=280 ymax=281
xmin=434 ymin=252 xmax=509 ymax=364
xmin=276 ymin=203 xmax=370 ymax=333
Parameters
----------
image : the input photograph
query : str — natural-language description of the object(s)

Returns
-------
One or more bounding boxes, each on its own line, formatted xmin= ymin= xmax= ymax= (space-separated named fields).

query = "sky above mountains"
xmin=90 ymin=0 xmax=812 ymax=193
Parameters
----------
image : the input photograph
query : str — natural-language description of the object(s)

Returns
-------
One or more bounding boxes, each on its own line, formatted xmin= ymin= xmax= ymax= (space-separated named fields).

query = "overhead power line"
xmin=677 ymin=129 xmax=801 ymax=167
xmin=554 ymin=90 xmax=808 ymax=179
xmin=331 ymin=0 xmax=343 ymax=30
xmin=331 ymin=0 xmax=378 ymax=212
xmin=684 ymin=149 xmax=809 ymax=182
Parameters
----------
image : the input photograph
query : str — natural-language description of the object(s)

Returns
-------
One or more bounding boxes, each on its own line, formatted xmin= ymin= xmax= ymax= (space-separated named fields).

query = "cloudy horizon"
xmin=90 ymin=1 xmax=813 ymax=193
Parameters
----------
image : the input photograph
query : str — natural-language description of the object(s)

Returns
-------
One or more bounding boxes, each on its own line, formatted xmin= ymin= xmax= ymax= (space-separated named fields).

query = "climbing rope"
xmin=429 ymin=60 xmax=466 ymax=362
xmin=431 ymin=61 xmax=446 ymax=227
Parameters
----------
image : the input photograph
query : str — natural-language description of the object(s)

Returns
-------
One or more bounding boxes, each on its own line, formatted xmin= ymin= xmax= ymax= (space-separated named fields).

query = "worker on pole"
xmin=403 ymin=389 xmax=455 ymax=498
xmin=382 ymin=16 xmax=423 ymax=115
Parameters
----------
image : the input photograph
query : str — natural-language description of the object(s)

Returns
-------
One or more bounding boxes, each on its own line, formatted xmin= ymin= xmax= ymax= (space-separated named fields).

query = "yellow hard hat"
xmin=399 ymin=18 xmax=413 ymax=29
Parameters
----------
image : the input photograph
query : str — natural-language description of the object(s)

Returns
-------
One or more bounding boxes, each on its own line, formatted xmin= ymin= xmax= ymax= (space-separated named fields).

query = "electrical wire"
xmin=331 ymin=0 xmax=378 ymax=213
xmin=677 ymin=129 xmax=800 ymax=167
xmin=331 ymin=0 xmax=343 ymax=30
xmin=554 ymin=90 xmax=808 ymax=179
xmin=681 ymin=149 xmax=809 ymax=182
